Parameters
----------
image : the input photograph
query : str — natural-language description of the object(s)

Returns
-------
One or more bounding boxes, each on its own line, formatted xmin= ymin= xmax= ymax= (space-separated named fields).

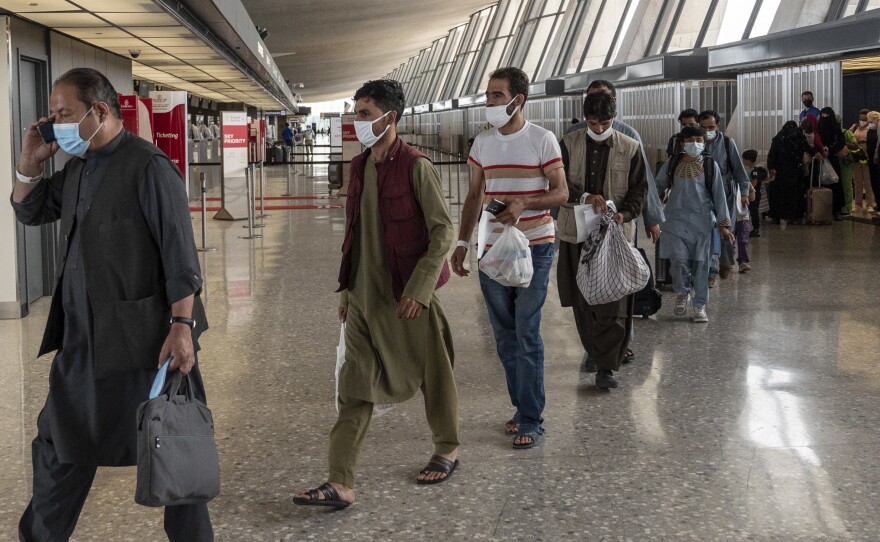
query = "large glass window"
xmin=506 ymin=0 xmax=567 ymax=79
xmin=702 ymin=0 xmax=758 ymax=46
xmin=749 ymin=0 xmax=782 ymax=38
xmin=842 ymin=0 xmax=861 ymax=18
xmin=442 ymin=7 xmax=495 ymax=100
xmin=867 ymin=0 xmax=880 ymax=11
xmin=579 ymin=0 xmax=628 ymax=70
xmin=608 ymin=0 xmax=642 ymax=65
xmin=465 ymin=0 xmax=527 ymax=94
xmin=555 ymin=0 xmax=605 ymax=75
xmin=645 ymin=0 xmax=680 ymax=57
xmin=664 ymin=0 xmax=714 ymax=52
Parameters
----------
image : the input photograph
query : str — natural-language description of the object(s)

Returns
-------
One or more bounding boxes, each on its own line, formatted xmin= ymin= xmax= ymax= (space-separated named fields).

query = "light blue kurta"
xmin=655 ymin=159 xmax=730 ymax=262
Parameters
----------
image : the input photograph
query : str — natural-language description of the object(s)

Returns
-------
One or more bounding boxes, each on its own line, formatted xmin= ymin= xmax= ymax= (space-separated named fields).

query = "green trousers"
xmin=327 ymin=354 xmax=460 ymax=488
xmin=841 ymin=162 xmax=855 ymax=213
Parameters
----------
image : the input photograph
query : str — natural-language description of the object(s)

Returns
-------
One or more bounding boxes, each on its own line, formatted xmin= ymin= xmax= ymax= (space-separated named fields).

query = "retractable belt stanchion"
xmin=197 ymin=172 xmax=216 ymax=252
xmin=283 ymin=162 xmax=293 ymax=196
xmin=257 ymin=162 xmax=270 ymax=219
xmin=240 ymin=166 xmax=263 ymax=240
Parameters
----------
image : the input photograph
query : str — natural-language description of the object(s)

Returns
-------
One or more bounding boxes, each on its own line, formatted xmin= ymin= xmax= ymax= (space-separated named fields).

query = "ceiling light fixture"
xmin=256 ymin=26 xmax=270 ymax=40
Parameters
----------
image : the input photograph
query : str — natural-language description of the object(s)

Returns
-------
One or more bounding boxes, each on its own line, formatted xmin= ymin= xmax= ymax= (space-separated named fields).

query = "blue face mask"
xmin=53 ymin=107 xmax=103 ymax=157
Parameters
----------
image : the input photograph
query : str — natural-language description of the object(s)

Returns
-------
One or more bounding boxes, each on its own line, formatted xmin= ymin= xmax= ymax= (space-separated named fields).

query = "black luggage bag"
xmin=633 ymin=237 xmax=662 ymax=319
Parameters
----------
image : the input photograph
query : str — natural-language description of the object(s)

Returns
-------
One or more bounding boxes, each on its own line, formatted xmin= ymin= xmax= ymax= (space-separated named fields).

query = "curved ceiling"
xmin=242 ymin=0 xmax=495 ymax=103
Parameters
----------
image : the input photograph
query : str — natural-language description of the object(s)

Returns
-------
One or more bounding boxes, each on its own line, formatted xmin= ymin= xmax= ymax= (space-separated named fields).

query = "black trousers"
xmin=18 ymin=411 xmax=213 ymax=542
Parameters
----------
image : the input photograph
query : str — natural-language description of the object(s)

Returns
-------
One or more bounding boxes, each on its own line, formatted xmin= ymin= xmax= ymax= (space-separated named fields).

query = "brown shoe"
xmin=719 ymin=266 xmax=733 ymax=279
xmin=739 ymin=263 xmax=751 ymax=273
xmin=708 ymin=277 xmax=716 ymax=288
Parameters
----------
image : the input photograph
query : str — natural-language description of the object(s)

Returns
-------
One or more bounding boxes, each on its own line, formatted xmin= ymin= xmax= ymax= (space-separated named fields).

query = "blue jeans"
xmin=478 ymin=243 xmax=554 ymax=431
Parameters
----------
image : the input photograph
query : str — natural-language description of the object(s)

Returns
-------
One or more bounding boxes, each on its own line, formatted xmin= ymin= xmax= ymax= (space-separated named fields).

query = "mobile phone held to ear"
xmin=38 ymin=120 xmax=56 ymax=144
xmin=485 ymin=198 xmax=507 ymax=216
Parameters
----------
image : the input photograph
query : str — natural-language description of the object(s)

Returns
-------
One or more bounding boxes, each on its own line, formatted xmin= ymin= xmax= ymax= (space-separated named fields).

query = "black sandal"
xmin=416 ymin=455 xmax=459 ymax=485
xmin=292 ymin=482 xmax=351 ymax=509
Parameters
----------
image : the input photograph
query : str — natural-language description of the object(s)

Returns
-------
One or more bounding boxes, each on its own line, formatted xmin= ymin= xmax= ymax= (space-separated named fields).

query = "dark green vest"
xmin=38 ymin=134 xmax=207 ymax=379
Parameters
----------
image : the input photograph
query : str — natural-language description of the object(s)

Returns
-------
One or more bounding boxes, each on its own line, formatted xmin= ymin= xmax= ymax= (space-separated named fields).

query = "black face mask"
xmin=803 ymin=100 xmax=813 ymax=108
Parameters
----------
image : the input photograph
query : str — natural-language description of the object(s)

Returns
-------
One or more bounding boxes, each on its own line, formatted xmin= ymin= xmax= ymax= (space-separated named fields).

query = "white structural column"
xmin=0 ymin=16 xmax=21 ymax=319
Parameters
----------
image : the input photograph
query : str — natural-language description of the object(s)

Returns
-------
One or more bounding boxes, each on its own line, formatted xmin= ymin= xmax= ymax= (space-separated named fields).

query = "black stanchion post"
xmin=198 ymin=172 xmax=217 ymax=252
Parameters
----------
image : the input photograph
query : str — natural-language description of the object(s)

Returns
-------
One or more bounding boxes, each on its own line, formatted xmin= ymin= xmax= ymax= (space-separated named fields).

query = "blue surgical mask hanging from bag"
xmin=53 ymin=106 xmax=104 ymax=157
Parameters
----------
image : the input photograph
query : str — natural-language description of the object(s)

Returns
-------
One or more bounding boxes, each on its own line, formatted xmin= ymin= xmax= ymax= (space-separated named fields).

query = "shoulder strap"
xmin=667 ymin=153 xmax=681 ymax=189
xmin=703 ymin=155 xmax=715 ymax=193
xmin=723 ymin=134 xmax=735 ymax=173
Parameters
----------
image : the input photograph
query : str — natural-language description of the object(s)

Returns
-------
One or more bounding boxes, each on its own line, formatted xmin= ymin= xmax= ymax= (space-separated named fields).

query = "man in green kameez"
xmin=294 ymin=80 xmax=460 ymax=509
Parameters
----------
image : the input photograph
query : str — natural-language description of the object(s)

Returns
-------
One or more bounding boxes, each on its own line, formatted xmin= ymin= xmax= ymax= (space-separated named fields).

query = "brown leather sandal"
xmin=416 ymin=455 xmax=459 ymax=485
xmin=292 ymin=482 xmax=351 ymax=509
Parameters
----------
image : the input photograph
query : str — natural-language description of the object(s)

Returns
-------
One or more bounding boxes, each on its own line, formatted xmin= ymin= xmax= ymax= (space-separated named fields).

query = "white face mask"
xmin=484 ymin=96 xmax=519 ymax=128
xmin=860 ymin=120 xmax=869 ymax=127
xmin=684 ymin=141 xmax=704 ymax=157
xmin=354 ymin=111 xmax=391 ymax=148
xmin=587 ymin=126 xmax=613 ymax=142
xmin=870 ymin=123 xmax=878 ymax=130
xmin=705 ymin=130 xmax=717 ymax=140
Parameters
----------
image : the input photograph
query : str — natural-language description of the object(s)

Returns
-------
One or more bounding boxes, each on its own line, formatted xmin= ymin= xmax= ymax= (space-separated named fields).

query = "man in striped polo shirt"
xmin=451 ymin=67 xmax=568 ymax=450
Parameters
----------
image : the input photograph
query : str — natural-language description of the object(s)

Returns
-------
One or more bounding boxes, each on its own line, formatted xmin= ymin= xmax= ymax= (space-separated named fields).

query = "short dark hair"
xmin=678 ymin=108 xmax=699 ymax=122
xmin=353 ymin=79 xmax=406 ymax=124
xmin=699 ymin=109 xmax=720 ymax=124
xmin=489 ymin=67 xmax=530 ymax=105
xmin=742 ymin=149 xmax=758 ymax=162
xmin=802 ymin=91 xmax=814 ymax=98
xmin=53 ymin=68 xmax=121 ymax=118
xmin=583 ymin=93 xmax=616 ymax=122
xmin=799 ymin=118 xmax=814 ymax=133
xmin=587 ymin=79 xmax=616 ymax=98
xmin=859 ymin=108 xmax=870 ymax=116
xmin=571 ymin=118 xmax=579 ymax=125
xmin=677 ymin=125 xmax=704 ymax=142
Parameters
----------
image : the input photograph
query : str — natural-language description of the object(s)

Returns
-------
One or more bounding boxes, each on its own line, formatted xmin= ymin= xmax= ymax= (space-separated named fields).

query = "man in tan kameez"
xmin=294 ymin=80 xmax=459 ymax=509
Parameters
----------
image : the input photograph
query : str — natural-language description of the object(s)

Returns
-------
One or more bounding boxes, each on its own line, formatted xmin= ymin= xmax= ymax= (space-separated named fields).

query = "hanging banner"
xmin=330 ymin=116 xmax=342 ymax=147
xmin=149 ymin=90 xmax=188 ymax=192
xmin=214 ymin=111 xmax=249 ymax=220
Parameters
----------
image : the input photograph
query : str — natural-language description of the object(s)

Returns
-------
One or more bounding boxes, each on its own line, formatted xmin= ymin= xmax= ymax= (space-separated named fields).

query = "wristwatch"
xmin=456 ymin=240 xmax=469 ymax=251
xmin=169 ymin=316 xmax=196 ymax=330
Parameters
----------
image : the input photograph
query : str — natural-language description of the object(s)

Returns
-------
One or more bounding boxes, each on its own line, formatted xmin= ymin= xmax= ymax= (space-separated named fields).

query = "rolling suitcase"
xmin=653 ymin=236 xmax=672 ymax=286
xmin=273 ymin=145 xmax=284 ymax=164
xmin=283 ymin=145 xmax=291 ymax=163
xmin=806 ymin=164 xmax=833 ymax=225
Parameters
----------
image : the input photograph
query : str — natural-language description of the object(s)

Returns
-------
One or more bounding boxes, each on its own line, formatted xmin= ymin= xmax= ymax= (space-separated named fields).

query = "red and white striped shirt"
xmin=468 ymin=122 xmax=563 ymax=246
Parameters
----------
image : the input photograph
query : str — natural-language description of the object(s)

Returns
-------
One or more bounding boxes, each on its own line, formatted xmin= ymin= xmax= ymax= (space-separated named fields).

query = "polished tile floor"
xmin=2 ymin=157 xmax=880 ymax=541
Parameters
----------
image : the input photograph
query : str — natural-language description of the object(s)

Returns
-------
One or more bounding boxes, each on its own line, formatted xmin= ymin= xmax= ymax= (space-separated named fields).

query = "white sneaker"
xmin=693 ymin=306 xmax=708 ymax=323
xmin=674 ymin=294 xmax=689 ymax=317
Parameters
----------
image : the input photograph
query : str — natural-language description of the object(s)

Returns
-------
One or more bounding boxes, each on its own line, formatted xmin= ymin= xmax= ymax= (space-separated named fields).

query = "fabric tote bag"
xmin=576 ymin=212 xmax=650 ymax=305
xmin=136 ymin=370 xmax=221 ymax=507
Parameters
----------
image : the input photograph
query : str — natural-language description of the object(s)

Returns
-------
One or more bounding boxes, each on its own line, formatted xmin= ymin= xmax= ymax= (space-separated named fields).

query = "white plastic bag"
xmin=478 ymin=225 xmax=533 ymax=287
xmin=576 ymin=212 xmax=650 ymax=305
xmin=335 ymin=323 xmax=395 ymax=416
xmin=819 ymin=159 xmax=838 ymax=186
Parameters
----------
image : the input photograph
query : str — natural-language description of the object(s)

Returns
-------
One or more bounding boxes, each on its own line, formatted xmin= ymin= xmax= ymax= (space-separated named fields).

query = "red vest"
xmin=337 ymin=137 xmax=450 ymax=301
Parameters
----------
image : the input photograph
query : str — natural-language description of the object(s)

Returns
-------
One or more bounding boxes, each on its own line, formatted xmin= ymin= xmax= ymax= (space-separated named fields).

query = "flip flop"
xmin=416 ymin=455 xmax=459 ymax=485
xmin=504 ymin=418 xmax=519 ymax=435
xmin=292 ymin=483 xmax=351 ymax=509
xmin=513 ymin=427 xmax=545 ymax=450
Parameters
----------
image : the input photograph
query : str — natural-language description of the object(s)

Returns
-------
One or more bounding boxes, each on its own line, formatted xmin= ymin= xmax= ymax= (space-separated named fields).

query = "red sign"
xmin=223 ymin=124 xmax=249 ymax=148
xmin=342 ymin=122 xmax=357 ymax=142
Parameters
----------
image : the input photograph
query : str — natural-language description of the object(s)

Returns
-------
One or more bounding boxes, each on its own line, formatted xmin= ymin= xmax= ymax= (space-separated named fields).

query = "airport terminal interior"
xmin=2 ymin=0 xmax=880 ymax=540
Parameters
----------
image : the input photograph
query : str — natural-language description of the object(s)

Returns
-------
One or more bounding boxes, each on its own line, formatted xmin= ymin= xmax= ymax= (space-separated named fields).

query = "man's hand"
xmin=585 ymin=194 xmax=608 ymax=214
xmin=646 ymin=224 xmax=661 ymax=244
xmin=338 ymin=305 xmax=347 ymax=323
xmin=491 ymin=198 xmax=525 ymax=226
xmin=720 ymin=227 xmax=735 ymax=241
xmin=612 ymin=212 xmax=624 ymax=224
xmin=19 ymin=118 xmax=59 ymax=175
xmin=159 ymin=325 xmax=195 ymax=375
xmin=769 ymin=169 xmax=777 ymax=181
xmin=451 ymin=246 xmax=469 ymax=277
xmin=741 ymin=196 xmax=749 ymax=208
xmin=395 ymin=296 xmax=424 ymax=320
